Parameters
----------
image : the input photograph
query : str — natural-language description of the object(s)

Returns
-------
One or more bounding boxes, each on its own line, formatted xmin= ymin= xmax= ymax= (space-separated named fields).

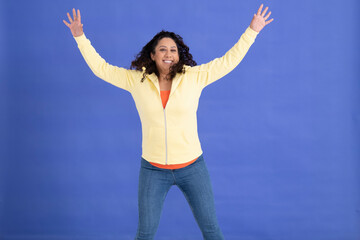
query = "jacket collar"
xmin=146 ymin=72 xmax=182 ymax=97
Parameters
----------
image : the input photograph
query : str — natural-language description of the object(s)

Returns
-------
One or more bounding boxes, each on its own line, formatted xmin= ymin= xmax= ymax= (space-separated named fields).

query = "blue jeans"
xmin=135 ymin=154 xmax=225 ymax=240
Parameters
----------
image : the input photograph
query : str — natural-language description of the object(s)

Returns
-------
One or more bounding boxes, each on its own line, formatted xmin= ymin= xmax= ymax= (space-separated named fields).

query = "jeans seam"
xmin=171 ymin=170 xmax=177 ymax=185
xmin=177 ymin=186 xmax=201 ymax=229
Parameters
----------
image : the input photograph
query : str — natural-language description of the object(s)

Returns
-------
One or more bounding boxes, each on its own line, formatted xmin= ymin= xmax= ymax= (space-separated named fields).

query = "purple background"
xmin=1 ymin=0 xmax=359 ymax=239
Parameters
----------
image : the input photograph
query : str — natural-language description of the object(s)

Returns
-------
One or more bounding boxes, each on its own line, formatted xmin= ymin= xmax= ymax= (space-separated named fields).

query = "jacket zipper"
xmin=158 ymin=89 xmax=169 ymax=165
xmin=149 ymin=74 xmax=170 ymax=165
xmin=163 ymin=108 xmax=168 ymax=165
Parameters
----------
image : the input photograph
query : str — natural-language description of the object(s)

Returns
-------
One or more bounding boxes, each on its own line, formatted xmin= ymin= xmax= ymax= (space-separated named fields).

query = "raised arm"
xmin=191 ymin=4 xmax=274 ymax=89
xmin=63 ymin=9 xmax=134 ymax=92
xmin=63 ymin=8 xmax=84 ymax=37
xmin=250 ymin=4 xmax=274 ymax=33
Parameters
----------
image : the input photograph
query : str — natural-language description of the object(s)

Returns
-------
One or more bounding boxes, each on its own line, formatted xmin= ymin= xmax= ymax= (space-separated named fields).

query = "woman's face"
xmin=151 ymin=37 xmax=179 ymax=75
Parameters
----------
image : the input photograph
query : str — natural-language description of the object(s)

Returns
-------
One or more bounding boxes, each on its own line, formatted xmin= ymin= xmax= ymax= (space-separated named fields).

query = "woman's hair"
xmin=130 ymin=30 xmax=197 ymax=82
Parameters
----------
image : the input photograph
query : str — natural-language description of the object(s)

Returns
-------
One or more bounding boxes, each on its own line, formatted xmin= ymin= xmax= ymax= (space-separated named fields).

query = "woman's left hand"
xmin=250 ymin=4 xmax=274 ymax=33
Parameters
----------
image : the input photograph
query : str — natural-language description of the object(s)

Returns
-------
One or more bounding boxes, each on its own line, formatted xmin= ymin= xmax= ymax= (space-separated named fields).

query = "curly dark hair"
xmin=130 ymin=30 xmax=197 ymax=82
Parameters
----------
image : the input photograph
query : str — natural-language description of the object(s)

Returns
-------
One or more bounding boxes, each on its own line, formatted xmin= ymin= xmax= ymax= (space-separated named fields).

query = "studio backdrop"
xmin=0 ymin=0 xmax=359 ymax=239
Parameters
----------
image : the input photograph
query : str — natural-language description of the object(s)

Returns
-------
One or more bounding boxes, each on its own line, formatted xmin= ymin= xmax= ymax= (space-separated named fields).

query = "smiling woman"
xmin=63 ymin=4 xmax=273 ymax=240
xmin=150 ymin=38 xmax=179 ymax=82
xmin=130 ymin=30 xmax=197 ymax=85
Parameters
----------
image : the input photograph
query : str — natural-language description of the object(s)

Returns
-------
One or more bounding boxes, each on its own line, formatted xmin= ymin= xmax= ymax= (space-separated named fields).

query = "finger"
xmin=264 ymin=11 xmax=271 ymax=20
xmin=73 ymin=8 xmax=77 ymax=21
xmin=63 ymin=19 xmax=70 ymax=27
xmin=257 ymin=4 xmax=263 ymax=15
xmin=265 ymin=18 xmax=274 ymax=25
xmin=67 ymin=12 xmax=73 ymax=23
xmin=78 ymin=9 xmax=81 ymax=23
xmin=261 ymin=6 xmax=268 ymax=17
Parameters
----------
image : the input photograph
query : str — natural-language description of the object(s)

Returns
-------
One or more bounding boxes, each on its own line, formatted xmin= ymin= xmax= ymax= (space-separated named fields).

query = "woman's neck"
xmin=158 ymin=72 xmax=171 ymax=82
xmin=158 ymin=73 xmax=172 ymax=91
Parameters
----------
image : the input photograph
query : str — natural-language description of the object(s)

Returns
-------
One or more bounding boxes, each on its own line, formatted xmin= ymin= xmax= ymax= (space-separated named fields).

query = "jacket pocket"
xmin=143 ymin=127 xmax=165 ymax=159
xmin=167 ymin=128 xmax=196 ymax=155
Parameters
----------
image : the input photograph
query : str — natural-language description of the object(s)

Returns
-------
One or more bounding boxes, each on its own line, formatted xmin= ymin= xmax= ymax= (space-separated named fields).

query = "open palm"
xmin=63 ymin=8 xmax=83 ymax=37
xmin=250 ymin=4 xmax=274 ymax=33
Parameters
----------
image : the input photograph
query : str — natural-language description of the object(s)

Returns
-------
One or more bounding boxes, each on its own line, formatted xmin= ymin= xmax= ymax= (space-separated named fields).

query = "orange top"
xmin=160 ymin=90 xmax=171 ymax=108
xmin=149 ymin=90 xmax=198 ymax=169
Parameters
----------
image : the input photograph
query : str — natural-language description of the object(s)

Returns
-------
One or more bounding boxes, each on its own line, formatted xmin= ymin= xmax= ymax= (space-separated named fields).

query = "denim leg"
xmin=135 ymin=158 xmax=174 ymax=240
xmin=175 ymin=155 xmax=225 ymax=240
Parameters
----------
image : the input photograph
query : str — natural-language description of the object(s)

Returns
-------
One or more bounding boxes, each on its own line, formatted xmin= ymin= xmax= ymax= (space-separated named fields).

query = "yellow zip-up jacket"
xmin=74 ymin=27 xmax=258 ymax=165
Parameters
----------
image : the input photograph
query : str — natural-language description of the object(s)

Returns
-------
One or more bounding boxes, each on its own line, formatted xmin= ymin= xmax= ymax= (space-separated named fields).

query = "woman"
xmin=63 ymin=4 xmax=273 ymax=240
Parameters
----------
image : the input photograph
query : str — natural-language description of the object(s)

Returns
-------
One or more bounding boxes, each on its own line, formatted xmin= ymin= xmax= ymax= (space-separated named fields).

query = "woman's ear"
xmin=150 ymin=52 xmax=154 ymax=61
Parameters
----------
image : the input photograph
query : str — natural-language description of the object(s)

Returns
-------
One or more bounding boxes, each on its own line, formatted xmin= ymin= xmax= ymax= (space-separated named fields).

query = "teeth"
xmin=164 ymin=60 xmax=172 ymax=63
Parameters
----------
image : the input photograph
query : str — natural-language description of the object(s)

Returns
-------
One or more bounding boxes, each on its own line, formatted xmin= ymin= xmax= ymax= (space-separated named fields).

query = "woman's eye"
xmin=171 ymin=49 xmax=177 ymax=52
xmin=160 ymin=49 xmax=166 ymax=51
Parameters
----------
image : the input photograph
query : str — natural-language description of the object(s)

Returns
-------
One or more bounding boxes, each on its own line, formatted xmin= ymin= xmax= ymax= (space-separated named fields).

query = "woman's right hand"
xmin=63 ymin=8 xmax=84 ymax=37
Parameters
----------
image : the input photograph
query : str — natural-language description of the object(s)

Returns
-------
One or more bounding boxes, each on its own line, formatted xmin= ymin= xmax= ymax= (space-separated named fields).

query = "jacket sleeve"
xmin=74 ymin=33 xmax=134 ymax=92
xmin=191 ymin=27 xmax=259 ymax=89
